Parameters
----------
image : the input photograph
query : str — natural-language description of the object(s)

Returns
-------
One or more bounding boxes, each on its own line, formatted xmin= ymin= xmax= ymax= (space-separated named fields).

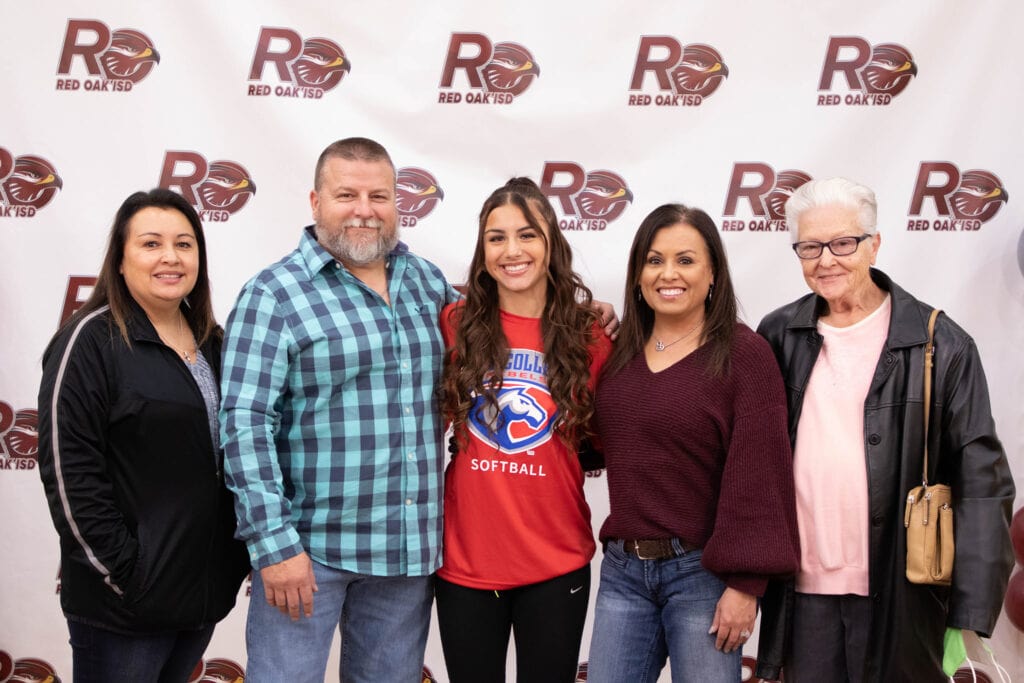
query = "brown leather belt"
xmin=619 ymin=538 xmax=700 ymax=560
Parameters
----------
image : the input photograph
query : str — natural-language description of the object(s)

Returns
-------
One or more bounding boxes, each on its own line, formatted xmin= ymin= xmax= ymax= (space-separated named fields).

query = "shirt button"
xmin=407 ymin=453 xmax=415 ymax=461
xmin=868 ymin=434 xmax=881 ymax=445
xmin=404 ymin=407 xmax=411 ymax=414
xmin=405 ymin=498 xmax=413 ymax=506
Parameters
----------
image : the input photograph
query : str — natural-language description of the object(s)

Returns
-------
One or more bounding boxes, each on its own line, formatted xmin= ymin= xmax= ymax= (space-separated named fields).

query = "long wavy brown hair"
xmin=604 ymin=203 xmax=737 ymax=379
xmin=442 ymin=177 xmax=600 ymax=449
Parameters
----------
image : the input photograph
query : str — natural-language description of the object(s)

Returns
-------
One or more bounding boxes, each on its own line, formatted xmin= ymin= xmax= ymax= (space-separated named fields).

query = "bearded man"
xmin=220 ymin=137 xmax=457 ymax=682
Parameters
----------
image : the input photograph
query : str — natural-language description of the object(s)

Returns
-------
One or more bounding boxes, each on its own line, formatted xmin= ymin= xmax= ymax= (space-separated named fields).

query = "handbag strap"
xmin=922 ymin=308 xmax=941 ymax=486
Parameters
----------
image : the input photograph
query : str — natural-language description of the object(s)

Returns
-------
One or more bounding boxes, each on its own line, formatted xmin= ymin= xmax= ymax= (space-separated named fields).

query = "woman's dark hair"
xmin=61 ymin=188 xmax=219 ymax=346
xmin=605 ymin=203 xmax=737 ymax=378
xmin=442 ymin=177 xmax=600 ymax=448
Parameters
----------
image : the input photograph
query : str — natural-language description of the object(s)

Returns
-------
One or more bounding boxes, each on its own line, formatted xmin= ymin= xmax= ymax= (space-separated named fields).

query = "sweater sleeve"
xmin=701 ymin=331 xmax=801 ymax=597
xmin=37 ymin=316 xmax=139 ymax=597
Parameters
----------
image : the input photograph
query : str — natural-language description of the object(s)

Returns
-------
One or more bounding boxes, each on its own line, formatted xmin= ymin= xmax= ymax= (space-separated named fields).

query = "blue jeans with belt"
xmin=587 ymin=540 xmax=741 ymax=683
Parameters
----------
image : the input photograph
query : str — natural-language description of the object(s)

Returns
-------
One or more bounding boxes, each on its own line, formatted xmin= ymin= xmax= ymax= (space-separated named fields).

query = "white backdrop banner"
xmin=2 ymin=2 xmax=1022 ymax=681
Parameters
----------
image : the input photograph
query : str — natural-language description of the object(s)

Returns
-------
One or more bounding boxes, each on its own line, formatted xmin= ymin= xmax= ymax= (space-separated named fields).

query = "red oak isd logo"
xmin=628 ymin=36 xmax=729 ymax=106
xmin=158 ymin=151 xmax=257 ymax=222
xmin=0 ymin=402 xmax=38 ymax=470
xmin=396 ymin=167 xmax=445 ymax=227
xmin=60 ymin=276 xmax=98 ymax=327
xmin=0 ymin=148 xmax=62 ymax=217
xmin=248 ymin=27 xmax=350 ymax=99
xmin=422 ymin=666 xmax=438 ymax=683
xmin=740 ymin=655 xmax=776 ymax=682
xmin=818 ymin=37 xmax=917 ymax=106
xmin=187 ymin=658 xmax=245 ymax=683
xmin=907 ymin=162 xmax=1009 ymax=231
xmin=56 ymin=19 xmax=159 ymax=92
xmin=439 ymin=33 xmax=540 ymax=104
xmin=0 ymin=651 xmax=62 ymax=683
xmin=540 ymin=162 xmax=634 ymax=231
xmin=721 ymin=163 xmax=812 ymax=232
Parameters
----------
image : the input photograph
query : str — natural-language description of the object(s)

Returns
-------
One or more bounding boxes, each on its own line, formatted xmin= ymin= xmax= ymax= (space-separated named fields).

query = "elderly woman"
xmin=37 ymin=189 xmax=249 ymax=683
xmin=755 ymin=178 xmax=1015 ymax=682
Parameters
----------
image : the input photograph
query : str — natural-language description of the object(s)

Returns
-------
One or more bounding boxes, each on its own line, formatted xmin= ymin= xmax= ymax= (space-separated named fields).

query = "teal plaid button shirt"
xmin=220 ymin=227 xmax=457 ymax=576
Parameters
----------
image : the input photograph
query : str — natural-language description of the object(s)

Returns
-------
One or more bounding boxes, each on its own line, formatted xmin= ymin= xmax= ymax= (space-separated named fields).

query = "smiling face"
xmin=796 ymin=203 xmax=880 ymax=307
xmin=119 ymin=206 xmax=198 ymax=316
xmin=639 ymin=222 xmax=714 ymax=324
xmin=310 ymin=156 xmax=398 ymax=266
xmin=482 ymin=202 xmax=550 ymax=313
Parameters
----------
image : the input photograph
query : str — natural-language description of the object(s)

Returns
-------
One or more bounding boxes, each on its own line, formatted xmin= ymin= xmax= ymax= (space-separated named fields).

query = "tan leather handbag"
xmin=904 ymin=308 xmax=954 ymax=585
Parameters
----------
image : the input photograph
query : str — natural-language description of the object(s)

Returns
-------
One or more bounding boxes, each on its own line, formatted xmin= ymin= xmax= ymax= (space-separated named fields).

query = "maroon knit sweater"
xmin=595 ymin=323 xmax=800 ymax=596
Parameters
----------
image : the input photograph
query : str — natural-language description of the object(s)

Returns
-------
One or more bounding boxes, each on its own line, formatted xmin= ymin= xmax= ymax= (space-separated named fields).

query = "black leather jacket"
xmin=38 ymin=301 xmax=249 ymax=634
xmin=754 ymin=269 xmax=1014 ymax=682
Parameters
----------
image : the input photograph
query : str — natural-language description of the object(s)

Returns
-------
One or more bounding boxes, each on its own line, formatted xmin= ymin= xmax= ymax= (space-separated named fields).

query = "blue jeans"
xmin=245 ymin=559 xmax=433 ymax=683
xmin=587 ymin=541 xmax=741 ymax=683
xmin=67 ymin=619 xmax=214 ymax=683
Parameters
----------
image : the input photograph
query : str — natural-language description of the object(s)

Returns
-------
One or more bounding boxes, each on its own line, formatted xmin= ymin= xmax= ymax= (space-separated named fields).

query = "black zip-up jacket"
xmin=754 ymin=269 xmax=1014 ymax=682
xmin=38 ymin=302 xmax=249 ymax=633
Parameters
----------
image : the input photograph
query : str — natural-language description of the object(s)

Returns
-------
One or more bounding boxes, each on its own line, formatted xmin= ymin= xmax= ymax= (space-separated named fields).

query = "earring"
xmin=706 ymin=283 xmax=714 ymax=303
xmin=637 ymin=288 xmax=643 ymax=302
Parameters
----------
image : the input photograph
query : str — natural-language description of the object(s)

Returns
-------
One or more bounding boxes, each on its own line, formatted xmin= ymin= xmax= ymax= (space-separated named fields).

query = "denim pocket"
xmin=666 ymin=547 xmax=704 ymax=573
xmin=601 ymin=539 xmax=630 ymax=569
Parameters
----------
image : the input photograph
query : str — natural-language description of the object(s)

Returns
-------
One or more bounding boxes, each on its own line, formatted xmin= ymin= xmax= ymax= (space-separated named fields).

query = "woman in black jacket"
xmin=754 ymin=177 xmax=1014 ymax=682
xmin=37 ymin=189 xmax=249 ymax=683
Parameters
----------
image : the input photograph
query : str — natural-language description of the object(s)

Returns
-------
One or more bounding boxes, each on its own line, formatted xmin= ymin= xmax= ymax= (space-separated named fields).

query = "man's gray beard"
xmin=319 ymin=222 xmax=399 ymax=266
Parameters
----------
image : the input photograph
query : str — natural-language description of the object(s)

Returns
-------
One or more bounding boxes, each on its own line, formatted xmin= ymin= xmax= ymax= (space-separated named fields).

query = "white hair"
xmin=785 ymin=177 xmax=878 ymax=243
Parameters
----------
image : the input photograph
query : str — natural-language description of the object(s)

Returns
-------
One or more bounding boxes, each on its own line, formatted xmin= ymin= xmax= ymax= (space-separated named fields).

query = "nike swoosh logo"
xmin=570 ymin=586 xmax=584 ymax=594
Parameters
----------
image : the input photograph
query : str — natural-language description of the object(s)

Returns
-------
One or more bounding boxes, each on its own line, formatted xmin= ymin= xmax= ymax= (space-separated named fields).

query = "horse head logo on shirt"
xmin=468 ymin=380 xmax=555 ymax=454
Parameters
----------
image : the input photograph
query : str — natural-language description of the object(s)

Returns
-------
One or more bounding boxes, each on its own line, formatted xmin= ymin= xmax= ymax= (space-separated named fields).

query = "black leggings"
xmin=435 ymin=564 xmax=591 ymax=683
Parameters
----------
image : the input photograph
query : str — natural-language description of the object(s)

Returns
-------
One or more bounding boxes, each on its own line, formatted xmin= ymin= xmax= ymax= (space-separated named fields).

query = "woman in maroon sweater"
xmin=587 ymin=204 xmax=800 ymax=682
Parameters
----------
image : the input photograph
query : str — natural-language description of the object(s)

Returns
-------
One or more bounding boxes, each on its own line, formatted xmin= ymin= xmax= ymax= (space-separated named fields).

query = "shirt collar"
xmin=786 ymin=268 xmax=931 ymax=349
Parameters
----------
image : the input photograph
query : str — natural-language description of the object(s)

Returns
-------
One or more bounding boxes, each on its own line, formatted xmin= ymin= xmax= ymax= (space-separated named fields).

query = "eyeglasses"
xmin=792 ymin=234 xmax=872 ymax=260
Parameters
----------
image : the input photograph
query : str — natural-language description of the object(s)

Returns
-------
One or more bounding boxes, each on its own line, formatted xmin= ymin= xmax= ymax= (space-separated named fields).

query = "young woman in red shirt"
xmin=436 ymin=178 xmax=612 ymax=682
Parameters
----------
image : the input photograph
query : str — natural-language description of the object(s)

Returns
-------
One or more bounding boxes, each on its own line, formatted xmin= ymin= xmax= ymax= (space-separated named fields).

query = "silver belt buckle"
xmin=633 ymin=540 xmax=656 ymax=560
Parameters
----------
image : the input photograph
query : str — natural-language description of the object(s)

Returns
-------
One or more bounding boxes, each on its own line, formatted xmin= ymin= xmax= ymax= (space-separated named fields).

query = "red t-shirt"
xmin=437 ymin=304 xmax=611 ymax=590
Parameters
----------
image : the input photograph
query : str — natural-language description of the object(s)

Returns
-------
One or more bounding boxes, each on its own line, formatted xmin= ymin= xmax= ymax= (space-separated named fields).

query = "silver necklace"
xmin=654 ymin=320 xmax=702 ymax=352
xmin=176 ymin=313 xmax=196 ymax=363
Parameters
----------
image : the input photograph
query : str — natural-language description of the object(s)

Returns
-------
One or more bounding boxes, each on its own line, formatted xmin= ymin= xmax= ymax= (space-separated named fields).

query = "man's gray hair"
xmin=314 ymin=137 xmax=395 ymax=191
